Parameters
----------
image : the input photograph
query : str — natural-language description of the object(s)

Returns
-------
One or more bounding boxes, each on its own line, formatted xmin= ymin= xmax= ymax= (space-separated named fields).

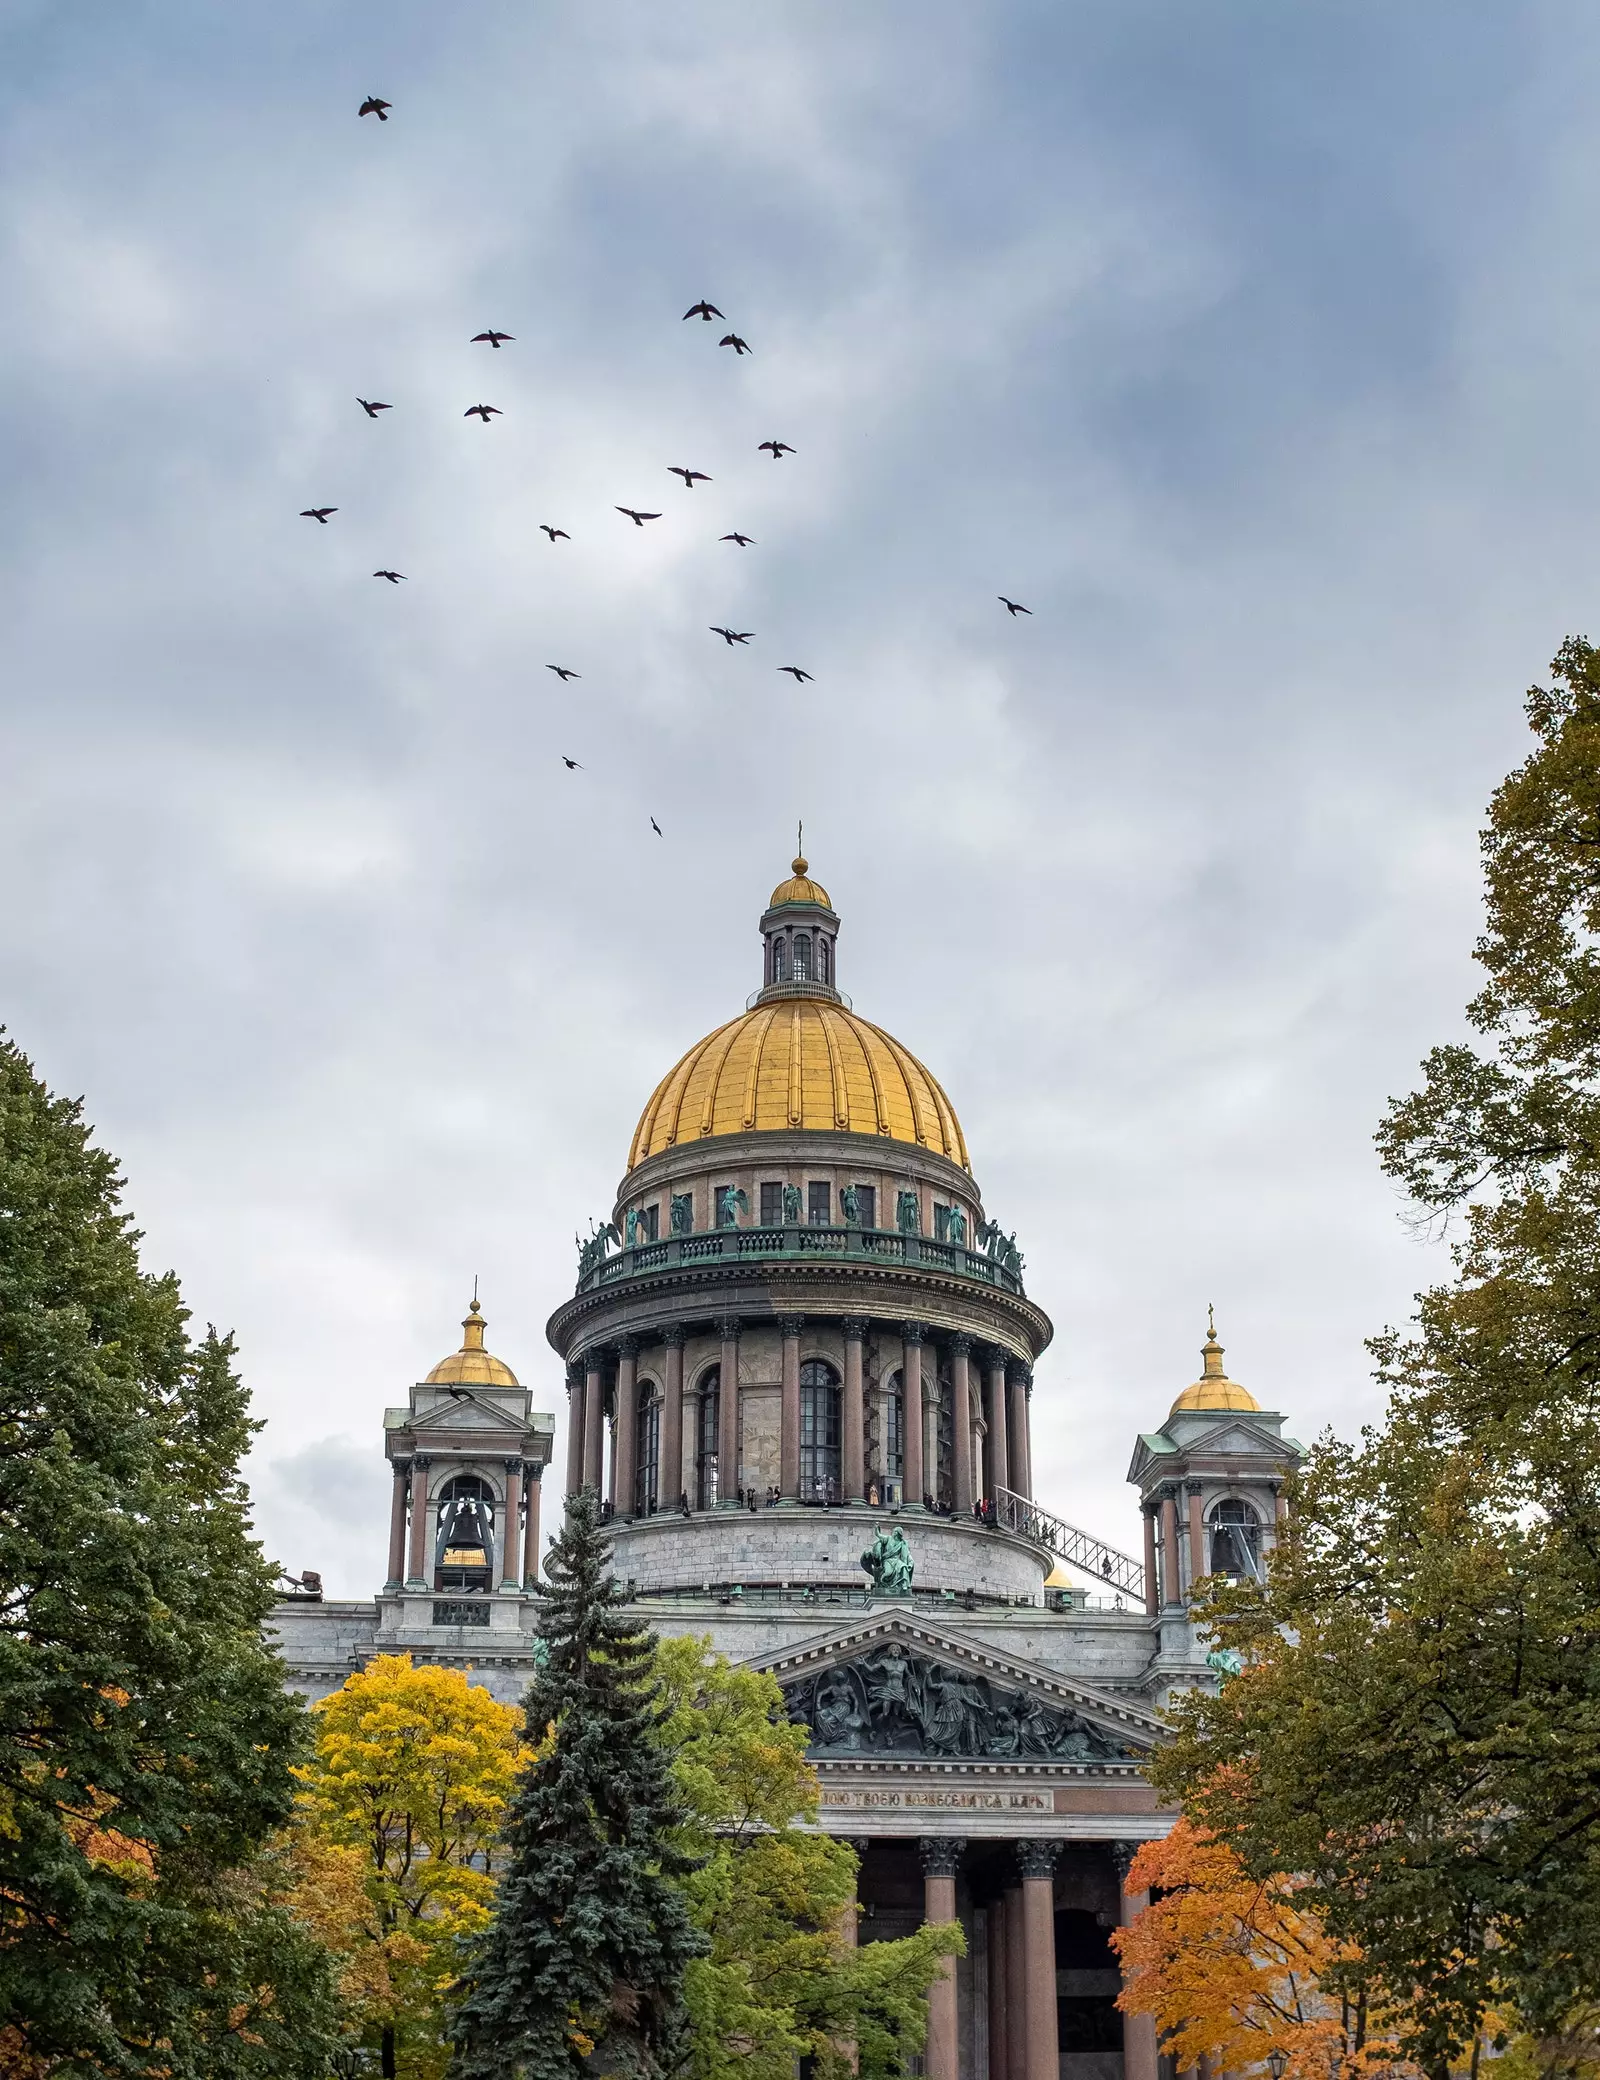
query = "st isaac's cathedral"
xmin=272 ymin=855 xmax=1304 ymax=2080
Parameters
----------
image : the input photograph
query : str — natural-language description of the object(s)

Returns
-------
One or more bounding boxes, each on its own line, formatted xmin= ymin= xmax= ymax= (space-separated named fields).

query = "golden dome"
xmin=768 ymin=853 xmax=833 ymax=910
xmin=628 ymin=997 xmax=969 ymax=1171
xmin=425 ymin=1298 xmax=520 ymax=1387
xmin=1169 ymin=1310 xmax=1259 ymax=1415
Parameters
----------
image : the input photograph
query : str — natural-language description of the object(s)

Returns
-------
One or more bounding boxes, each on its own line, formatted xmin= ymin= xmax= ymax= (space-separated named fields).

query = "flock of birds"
xmin=304 ymin=95 xmax=1035 ymax=823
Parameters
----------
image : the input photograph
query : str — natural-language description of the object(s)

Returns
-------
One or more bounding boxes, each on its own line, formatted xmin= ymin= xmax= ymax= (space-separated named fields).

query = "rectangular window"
xmin=808 ymin=1180 xmax=831 ymax=1226
xmin=934 ymin=1203 xmax=951 ymax=1242
xmin=760 ymin=1182 xmax=784 ymax=1228
xmin=855 ymin=1185 xmax=876 ymax=1231
xmin=640 ymin=1203 xmax=659 ymax=1242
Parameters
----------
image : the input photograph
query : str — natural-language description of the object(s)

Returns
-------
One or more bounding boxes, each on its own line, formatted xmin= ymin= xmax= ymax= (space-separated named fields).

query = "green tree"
xmin=1152 ymin=640 xmax=1600 ymax=2078
xmin=654 ymin=1634 xmax=957 ymax=2080
xmin=448 ymin=1489 xmax=706 ymax=2080
xmin=289 ymin=1653 xmax=529 ymax=2078
xmin=0 ymin=1034 xmax=337 ymax=2075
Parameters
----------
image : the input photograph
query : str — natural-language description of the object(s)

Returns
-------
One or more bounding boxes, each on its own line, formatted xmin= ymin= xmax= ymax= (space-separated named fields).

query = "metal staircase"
xmin=994 ymin=1486 xmax=1146 ymax=1604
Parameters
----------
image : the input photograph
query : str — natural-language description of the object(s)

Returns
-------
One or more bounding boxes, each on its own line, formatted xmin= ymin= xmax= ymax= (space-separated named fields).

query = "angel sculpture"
xmin=717 ymin=1185 xmax=750 ymax=1229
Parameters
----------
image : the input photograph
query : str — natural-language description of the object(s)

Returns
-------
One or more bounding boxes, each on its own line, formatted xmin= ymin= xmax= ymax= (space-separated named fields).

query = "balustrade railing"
xmin=993 ymin=1486 xmax=1146 ymax=1603
xmin=577 ymin=1222 xmax=1026 ymax=1297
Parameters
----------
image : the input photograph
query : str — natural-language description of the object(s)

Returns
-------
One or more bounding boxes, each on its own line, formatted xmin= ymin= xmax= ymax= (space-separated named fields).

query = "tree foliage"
xmin=0 ymin=1034 xmax=336 ymax=2076
xmin=448 ymin=1488 xmax=706 ymax=2080
xmin=288 ymin=1653 xmax=527 ymax=2077
xmin=653 ymin=1634 xmax=956 ymax=2080
xmin=1151 ymin=641 xmax=1600 ymax=2077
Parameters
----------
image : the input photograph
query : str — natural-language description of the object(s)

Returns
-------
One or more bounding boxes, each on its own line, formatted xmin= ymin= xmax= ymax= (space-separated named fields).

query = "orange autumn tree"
xmin=1111 ymin=1818 xmax=1412 ymax=2080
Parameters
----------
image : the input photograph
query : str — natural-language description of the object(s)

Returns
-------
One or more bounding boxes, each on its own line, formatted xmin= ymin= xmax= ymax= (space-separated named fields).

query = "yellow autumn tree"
xmin=1110 ymin=1818 xmax=1412 ymax=2080
xmin=287 ymin=1653 xmax=528 ymax=2080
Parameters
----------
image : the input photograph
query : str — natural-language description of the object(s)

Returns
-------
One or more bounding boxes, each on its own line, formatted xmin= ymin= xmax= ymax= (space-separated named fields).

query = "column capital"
xmin=617 ymin=1334 xmax=641 ymax=1360
xmin=1015 ymin=1840 xmax=1058 ymax=1880
xmin=900 ymin=1321 xmax=926 ymax=1347
xmin=716 ymin=1314 xmax=742 ymax=1340
xmin=566 ymin=1366 xmax=584 ymax=1394
xmin=1185 ymin=1478 xmax=1204 ymax=1496
xmin=779 ymin=1312 xmax=806 ymax=1339
xmin=504 ymin=1456 xmax=522 ymax=1475
xmin=983 ymin=1343 xmax=1011 ymax=1374
xmin=584 ymin=1348 xmax=606 ymax=1375
xmin=919 ymin=1835 xmax=966 ymax=1878
xmin=1108 ymin=1839 xmax=1139 ymax=1883
xmin=526 ymin=1460 xmax=545 ymax=1484
xmin=1006 ymin=1357 xmax=1031 ymax=1385
xmin=1158 ymin=1481 xmax=1179 ymax=1502
xmin=1142 ymin=1496 xmax=1159 ymax=1516
xmin=840 ymin=1316 xmax=869 ymax=1342
xmin=948 ymin=1332 xmax=974 ymax=1359
xmin=412 ymin=1453 xmax=431 ymax=1471
xmin=662 ymin=1324 xmax=687 ymax=1349
xmin=392 ymin=1456 xmax=413 ymax=1477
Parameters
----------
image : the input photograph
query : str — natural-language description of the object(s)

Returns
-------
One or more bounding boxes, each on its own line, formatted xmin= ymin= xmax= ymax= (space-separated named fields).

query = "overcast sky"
xmin=4 ymin=1 xmax=1596 ymax=1595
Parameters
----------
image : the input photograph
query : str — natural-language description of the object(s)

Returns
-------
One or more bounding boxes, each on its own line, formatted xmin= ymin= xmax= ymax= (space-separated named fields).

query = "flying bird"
xmin=358 ymin=96 xmax=391 ymax=120
xmin=777 ymin=666 xmax=813 ymax=682
xmin=546 ymin=665 xmax=581 ymax=682
xmin=758 ymin=440 xmax=795 ymax=459
xmin=540 ymin=525 xmax=570 ymax=542
xmin=357 ymin=398 xmax=391 ymax=418
xmin=710 ymin=626 xmax=754 ymax=646
xmin=651 ymin=817 xmax=663 ymax=836
xmin=999 ymin=596 xmax=1032 ymax=616
xmin=464 ymin=404 xmax=502 ymax=421
xmin=683 ymin=301 xmax=724 ymax=321
xmin=616 ymin=507 xmax=661 ymax=526
xmin=300 ymin=507 xmax=336 ymax=523
xmin=373 ymin=570 xmax=406 ymax=583
xmin=562 ymin=757 xmax=583 ymax=770
xmin=720 ymin=533 xmax=755 ymax=546
xmin=718 ymin=333 xmax=751 ymax=355
xmin=471 ymin=331 xmax=515 ymax=348
xmin=669 ymin=467 xmax=711 ymax=488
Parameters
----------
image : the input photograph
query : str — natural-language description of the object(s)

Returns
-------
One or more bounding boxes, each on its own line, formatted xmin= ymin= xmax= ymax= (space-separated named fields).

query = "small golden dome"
xmin=768 ymin=854 xmax=833 ymax=910
xmin=1169 ymin=1309 xmax=1259 ymax=1415
xmin=628 ymin=998 xmax=969 ymax=1171
xmin=425 ymin=1298 xmax=520 ymax=1388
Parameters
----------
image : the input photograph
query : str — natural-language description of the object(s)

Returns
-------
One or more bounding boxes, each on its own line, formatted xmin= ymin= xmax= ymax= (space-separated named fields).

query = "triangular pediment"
xmin=1180 ymin=1416 xmax=1294 ymax=1457
xmin=410 ymin=1400 xmax=527 ymax=1436
xmin=747 ymin=1611 xmax=1161 ymax=1763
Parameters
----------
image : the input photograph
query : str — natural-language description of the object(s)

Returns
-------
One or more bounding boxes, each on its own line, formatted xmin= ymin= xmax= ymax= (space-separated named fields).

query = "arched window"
xmin=884 ymin=1370 xmax=905 ymax=1485
xmin=634 ymin=1381 xmax=661 ymax=1516
xmin=933 ymin=1366 xmax=954 ymax=1509
xmin=792 ymin=934 xmax=812 ymax=982
xmin=1210 ymin=1498 xmax=1261 ymax=1580
xmin=771 ymin=938 xmax=785 ymax=984
xmin=799 ymin=1359 xmax=841 ymax=1502
xmin=696 ymin=1368 xmax=720 ymax=1510
xmin=818 ymin=937 xmax=830 ymax=984
xmin=435 ymin=1474 xmax=496 ymax=1590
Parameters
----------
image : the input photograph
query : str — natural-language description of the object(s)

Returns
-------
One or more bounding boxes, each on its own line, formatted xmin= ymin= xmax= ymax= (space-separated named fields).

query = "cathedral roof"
xmin=767 ymin=853 xmax=833 ymax=910
xmin=1169 ymin=1311 xmax=1258 ymax=1415
xmin=424 ymin=1298 xmax=520 ymax=1387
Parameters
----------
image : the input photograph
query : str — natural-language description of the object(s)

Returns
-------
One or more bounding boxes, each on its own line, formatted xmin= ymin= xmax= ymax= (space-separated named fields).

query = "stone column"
xmin=1008 ymin=1363 xmax=1032 ymax=1500
xmin=900 ymin=1325 xmax=925 ymax=1507
xmin=1018 ymin=1841 xmax=1059 ymax=2080
xmin=1142 ymin=1502 xmax=1159 ymax=1617
xmin=582 ymin=1351 xmax=606 ymax=1493
xmin=522 ymin=1464 xmax=543 ymax=1586
xmin=1003 ymin=1886 xmax=1027 ymax=2080
xmin=405 ymin=1455 xmax=430 ymax=1587
xmin=780 ymin=1314 xmax=804 ymax=1499
xmin=501 ymin=1459 xmax=523 ymax=1589
xmin=987 ymin=1892 xmax=1009 ymax=2080
xmin=986 ymin=1351 xmax=1009 ymax=1498
xmin=385 ymin=1460 xmax=409 ymax=1590
xmin=660 ymin=1328 xmax=686 ymax=1509
xmin=564 ymin=1366 xmax=585 ymax=1497
xmin=1186 ymin=1480 xmax=1206 ymax=1596
xmin=950 ymin=1336 xmax=975 ymax=1514
xmin=614 ymin=1337 xmax=640 ymax=1515
xmin=919 ymin=1837 xmax=964 ymax=2080
xmin=841 ymin=1318 xmax=867 ymax=1501
xmin=1160 ymin=1486 xmax=1182 ymax=1608
xmin=717 ymin=1316 xmax=741 ymax=1505
xmin=1111 ymin=1842 xmax=1159 ymax=2080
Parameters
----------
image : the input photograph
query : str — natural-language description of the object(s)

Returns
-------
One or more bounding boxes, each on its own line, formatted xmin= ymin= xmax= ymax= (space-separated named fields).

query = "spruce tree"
xmin=449 ymin=1488 xmax=706 ymax=2080
xmin=0 ymin=1033 xmax=336 ymax=2075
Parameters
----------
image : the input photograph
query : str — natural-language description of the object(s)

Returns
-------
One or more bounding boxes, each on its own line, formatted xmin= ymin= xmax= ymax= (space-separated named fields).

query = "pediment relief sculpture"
xmin=781 ymin=1644 xmax=1140 ymax=1761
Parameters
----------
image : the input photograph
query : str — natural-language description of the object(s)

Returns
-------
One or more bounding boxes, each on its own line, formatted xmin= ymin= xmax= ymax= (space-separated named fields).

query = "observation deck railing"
xmin=994 ymin=1485 xmax=1147 ymax=1604
xmin=576 ymin=1222 xmax=1026 ymax=1298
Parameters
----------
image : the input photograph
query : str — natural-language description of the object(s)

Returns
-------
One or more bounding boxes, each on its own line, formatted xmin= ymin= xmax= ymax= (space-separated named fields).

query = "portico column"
xmin=1111 ymin=1842 xmax=1159 ymax=2080
xmin=405 ymin=1455 xmax=430 ymax=1588
xmin=1008 ymin=1363 xmax=1032 ymax=1500
xmin=564 ymin=1366 xmax=585 ymax=1496
xmin=1159 ymin=1485 xmax=1182 ymax=1608
xmin=717 ymin=1316 xmax=741 ymax=1505
xmin=950 ymin=1336 xmax=975 ymax=1514
xmin=521 ymin=1464 xmax=543 ymax=1586
xmin=614 ymin=1337 xmax=640 ymax=1515
xmin=1003 ymin=1885 xmax=1027 ymax=2080
xmin=501 ymin=1459 xmax=523 ymax=1589
xmin=1186 ymin=1480 xmax=1206 ymax=1597
xmin=919 ymin=1837 xmax=964 ymax=2080
xmin=900 ymin=1325 xmax=925 ymax=1507
xmin=1018 ymin=1841 xmax=1059 ymax=2080
xmin=582 ymin=1351 xmax=606 ymax=1493
xmin=780 ymin=1314 xmax=804 ymax=1498
xmin=1142 ymin=1501 xmax=1159 ymax=1617
xmin=986 ymin=1351 xmax=1009 ymax=1498
xmin=385 ymin=1460 xmax=409 ymax=1590
xmin=660 ymin=1328 xmax=685 ymax=1508
xmin=841 ymin=1318 xmax=867 ymax=1501
xmin=987 ymin=1892 xmax=1009 ymax=2080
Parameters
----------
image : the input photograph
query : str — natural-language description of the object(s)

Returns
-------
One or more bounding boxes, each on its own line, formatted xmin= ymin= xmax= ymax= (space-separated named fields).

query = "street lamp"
xmin=1266 ymin=2050 xmax=1288 ymax=2080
